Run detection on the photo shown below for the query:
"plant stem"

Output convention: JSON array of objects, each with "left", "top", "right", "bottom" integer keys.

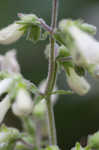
[
  {"left": 38, "top": 18, "right": 53, "bottom": 34},
  {"left": 45, "top": 0, "right": 58, "bottom": 146},
  {"left": 46, "top": 96, "right": 57, "bottom": 145}
]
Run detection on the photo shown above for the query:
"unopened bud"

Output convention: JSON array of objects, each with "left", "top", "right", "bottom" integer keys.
[
  {"left": 0, "top": 95, "right": 11, "bottom": 123},
  {"left": 59, "top": 20, "right": 99, "bottom": 79},
  {"left": 0, "top": 78, "right": 13, "bottom": 96},
  {"left": 12, "top": 89, "right": 33, "bottom": 116},
  {"left": 0, "top": 22, "right": 24, "bottom": 45},
  {"left": 2, "top": 50, "right": 20, "bottom": 73},
  {"left": 66, "top": 68, "right": 90, "bottom": 95}
]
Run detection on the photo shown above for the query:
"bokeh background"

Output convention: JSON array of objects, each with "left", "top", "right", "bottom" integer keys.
[{"left": 0, "top": 0, "right": 99, "bottom": 149}]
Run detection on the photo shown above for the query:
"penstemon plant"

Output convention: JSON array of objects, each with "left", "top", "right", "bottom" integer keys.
[{"left": 0, "top": 0, "right": 99, "bottom": 150}]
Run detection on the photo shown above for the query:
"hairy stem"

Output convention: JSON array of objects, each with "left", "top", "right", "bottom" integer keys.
[
  {"left": 45, "top": 0, "right": 58, "bottom": 146},
  {"left": 46, "top": 96, "right": 57, "bottom": 145}
]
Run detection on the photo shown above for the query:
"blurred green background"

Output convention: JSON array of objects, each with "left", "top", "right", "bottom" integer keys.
[{"left": 1, "top": 0, "right": 99, "bottom": 149}]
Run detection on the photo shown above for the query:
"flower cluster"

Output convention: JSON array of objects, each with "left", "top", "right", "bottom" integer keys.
[
  {"left": 56, "top": 19, "right": 99, "bottom": 95},
  {"left": 0, "top": 13, "right": 40, "bottom": 45},
  {"left": 0, "top": 7, "right": 99, "bottom": 150},
  {"left": 0, "top": 74, "right": 34, "bottom": 123},
  {"left": 0, "top": 50, "right": 34, "bottom": 124}
]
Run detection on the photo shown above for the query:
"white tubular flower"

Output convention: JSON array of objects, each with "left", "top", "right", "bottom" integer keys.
[
  {"left": 0, "top": 95, "right": 11, "bottom": 123},
  {"left": 59, "top": 20, "right": 99, "bottom": 78},
  {"left": 39, "top": 79, "right": 58, "bottom": 104},
  {"left": 12, "top": 89, "right": 33, "bottom": 116},
  {"left": 0, "top": 22, "right": 24, "bottom": 45},
  {"left": 66, "top": 68, "right": 90, "bottom": 96},
  {"left": 0, "top": 78, "right": 13, "bottom": 96},
  {"left": 68, "top": 26, "right": 99, "bottom": 67},
  {"left": 2, "top": 50, "right": 20, "bottom": 73}
]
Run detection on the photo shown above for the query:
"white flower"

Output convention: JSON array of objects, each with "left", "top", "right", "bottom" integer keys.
[
  {"left": 12, "top": 89, "right": 33, "bottom": 116},
  {"left": 0, "top": 95, "right": 11, "bottom": 123},
  {"left": 2, "top": 50, "right": 20, "bottom": 73},
  {"left": 66, "top": 68, "right": 90, "bottom": 96},
  {"left": 68, "top": 26, "right": 99, "bottom": 67},
  {"left": 0, "top": 50, "right": 20, "bottom": 73},
  {"left": 59, "top": 20, "right": 99, "bottom": 78},
  {"left": 0, "top": 78, "right": 13, "bottom": 96},
  {"left": 0, "top": 22, "right": 24, "bottom": 45}
]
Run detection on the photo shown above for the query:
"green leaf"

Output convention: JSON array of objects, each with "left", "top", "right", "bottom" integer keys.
[
  {"left": 50, "top": 90, "right": 73, "bottom": 95},
  {"left": 58, "top": 45, "right": 70, "bottom": 58},
  {"left": 54, "top": 31, "right": 66, "bottom": 46},
  {"left": 27, "top": 25, "right": 41, "bottom": 43},
  {"left": 56, "top": 45, "right": 73, "bottom": 70}
]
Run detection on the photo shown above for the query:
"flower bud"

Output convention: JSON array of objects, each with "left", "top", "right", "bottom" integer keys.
[
  {"left": 68, "top": 26, "right": 99, "bottom": 66},
  {"left": 59, "top": 20, "right": 99, "bottom": 79},
  {"left": 0, "top": 95, "right": 11, "bottom": 123},
  {"left": 0, "top": 22, "right": 24, "bottom": 45},
  {"left": 2, "top": 50, "right": 20, "bottom": 73},
  {"left": 12, "top": 89, "right": 33, "bottom": 116},
  {"left": 0, "top": 78, "right": 13, "bottom": 96},
  {"left": 66, "top": 68, "right": 90, "bottom": 95}
]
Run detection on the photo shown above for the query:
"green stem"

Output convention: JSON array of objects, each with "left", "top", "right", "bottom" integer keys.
[
  {"left": 45, "top": 0, "right": 58, "bottom": 146},
  {"left": 46, "top": 96, "right": 57, "bottom": 145}
]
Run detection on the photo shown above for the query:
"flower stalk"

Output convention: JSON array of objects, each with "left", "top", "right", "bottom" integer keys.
[{"left": 45, "top": 0, "right": 58, "bottom": 146}]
